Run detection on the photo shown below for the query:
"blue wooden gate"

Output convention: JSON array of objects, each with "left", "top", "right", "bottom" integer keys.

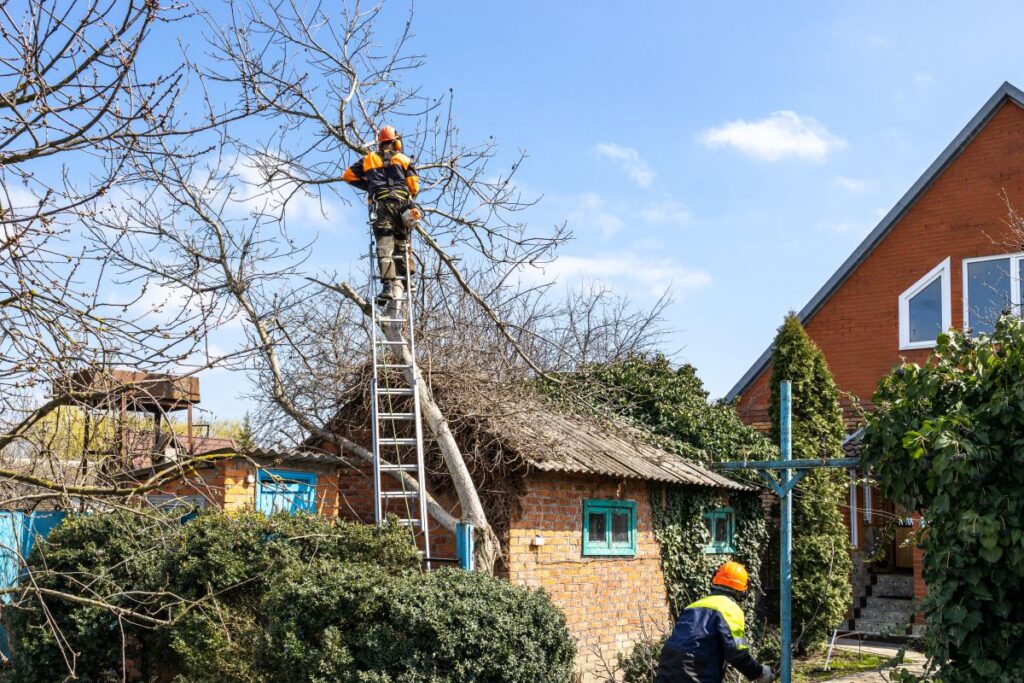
[{"left": 0, "top": 511, "right": 68, "bottom": 658}]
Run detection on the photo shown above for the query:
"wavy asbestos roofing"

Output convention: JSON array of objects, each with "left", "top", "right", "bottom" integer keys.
[
  {"left": 507, "top": 408, "right": 751, "bottom": 491},
  {"left": 726, "top": 81, "right": 1024, "bottom": 403}
]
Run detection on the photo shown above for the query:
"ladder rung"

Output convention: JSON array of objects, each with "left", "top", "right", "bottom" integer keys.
[
  {"left": 377, "top": 388, "right": 414, "bottom": 396},
  {"left": 378, "top": 437, "right": 419, "bottom": 446},
  {"left": 376, "top": 339, "right": 408, "bottom": 346},
  {"left": 380, "top": 490, "right": 418, "bottom": 499},
  {"left": 379, "top": 412, "right": 415, "bottom": 420},
  {"left": 376, "top": 317, "right": 406, "bottom": 323},
  {"left": 397, "top": 518, "right": 422, "bottom": 526},
  {"left": 379, "top": 363, "right": 412, "bottom": 369},
  {"left": 379, "top": 463, "right": 419, "bottom": 472}
]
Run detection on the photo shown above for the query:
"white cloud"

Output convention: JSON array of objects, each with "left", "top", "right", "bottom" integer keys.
[
  {"left": 833, "top": 175, "right": 867, "bottom": 192},
  {"left": 528, "top": 252, "right": 711, "bottom": 298},
  {"left": 638, "top": 200, "right": 692, "bottom": 226},
  {"left": 566, "top": 192, "right": 624, "bottom": 239},
  {"left": 700, "top": 111, "right": 846, "bottom": 162},
  {"left": 593, "top": 143, "right": 656, "bottom": 187}
]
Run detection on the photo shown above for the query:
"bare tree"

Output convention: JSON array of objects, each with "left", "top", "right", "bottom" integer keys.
[{"left": 0, "top": 0, "right": 234, "bottom": 494}]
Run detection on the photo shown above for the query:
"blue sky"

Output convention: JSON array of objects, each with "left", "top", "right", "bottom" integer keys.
[{"left": 103, "top": 2, "right": 1024, "bottom": 418}]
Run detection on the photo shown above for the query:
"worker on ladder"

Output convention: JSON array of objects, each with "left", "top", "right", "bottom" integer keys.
[
  {"left": 656, "top": 562, "right": 775, "bottom": 683},
  {"left": 342, "top": 124, "right": 422, "bottom": 304}
]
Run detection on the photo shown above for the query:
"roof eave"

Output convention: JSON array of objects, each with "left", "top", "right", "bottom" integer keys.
[{"left": 726, "top": 81, "right": 1024, "bottom": 403}]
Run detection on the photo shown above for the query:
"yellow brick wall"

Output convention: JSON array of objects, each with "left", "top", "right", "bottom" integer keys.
[
  {"left": 150, "top": 458, "right": 345, "bottom": 517},
  {"left": 508, "top": 472, "right": 671, "bottom": 681}
]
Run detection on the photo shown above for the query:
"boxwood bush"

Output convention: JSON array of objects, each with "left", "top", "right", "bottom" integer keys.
[
  {"left": 263, "top": 564, "right": 576, "bottom": 682},
  {"left": 7, "top": 510, "right": 574, "bottom": 683}
]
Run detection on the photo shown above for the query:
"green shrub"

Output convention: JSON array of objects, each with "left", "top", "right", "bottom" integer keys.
[
  {"left": 263, "top": 564, "right": 576, "bottom": 683},
  {"left": 616, "top": 636, "right": 663, "bottom": 682},
  {"left": 7, "top": 511, "right": 575, "bottom": 683},
  {"left": 7, "top": 510, "right": 420, "bottom": 682},
  {"left": 861, "top": 318, "right": 1024, "bottom": 682},
  {"left": 6, "top": 510, "right": 169, "bottom": 682}
]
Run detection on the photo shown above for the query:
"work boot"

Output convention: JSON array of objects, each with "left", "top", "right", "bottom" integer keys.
[{"left": 376, "top": 280, "right": 394, "bottom": 306}]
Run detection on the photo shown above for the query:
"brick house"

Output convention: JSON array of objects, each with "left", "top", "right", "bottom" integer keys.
[
  {"left": 314, "top": 374, "right": 754, "bottom": 681},
  {"left": 727, "top": 81, "right": 1024, "bottom": 635}
]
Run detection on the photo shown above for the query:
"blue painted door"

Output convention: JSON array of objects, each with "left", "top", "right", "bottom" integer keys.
[{"left": 256, "top": 470, "right": 317, "bottom": 515}]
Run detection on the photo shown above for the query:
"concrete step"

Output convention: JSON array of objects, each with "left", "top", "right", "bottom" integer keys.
[
  {"left": 851, "top": 618, "right": 912, "bottom": 636},
  {"left": 863, "top": 596, "right": 913, "bottom": 612},
  {"left": 872, "top": 574, "right": 914, "bottom": 598},
  {"left": 858, "top": 607, "right": 912, "bottom": 622}
]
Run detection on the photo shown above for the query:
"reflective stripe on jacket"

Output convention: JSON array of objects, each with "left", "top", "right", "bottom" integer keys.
[
  {"left": 660, "top": 592, "right": 763, "bottom": 683},
  {"left": 342, "top": 150, "right": 420, "bottom": 199}
]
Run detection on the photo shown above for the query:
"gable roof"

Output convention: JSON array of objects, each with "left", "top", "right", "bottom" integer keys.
[{"left": 726, "top": 81, "right": 1024, "bottom": 402}]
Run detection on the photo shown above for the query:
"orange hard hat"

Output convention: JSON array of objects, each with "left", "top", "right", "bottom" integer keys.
[
  {"left": 712, "top": 561, "right": 749, "bottom": 592},
  {"left": 377, "top": 125, "right": 399, "bottom": 144}
]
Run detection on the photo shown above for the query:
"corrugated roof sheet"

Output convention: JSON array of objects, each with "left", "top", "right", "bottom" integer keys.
[{"left": 426, "top": 379, "right": 752, "bottom": 491}]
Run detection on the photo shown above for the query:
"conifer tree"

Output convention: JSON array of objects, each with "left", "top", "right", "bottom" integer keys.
[{"left": 768, "top": 314, "right": 852, "bottom": 654}]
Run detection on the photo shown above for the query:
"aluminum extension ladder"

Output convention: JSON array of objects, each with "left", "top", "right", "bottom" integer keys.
[{"left": 368, "top": 224, "right": 431, "bottom": 561}]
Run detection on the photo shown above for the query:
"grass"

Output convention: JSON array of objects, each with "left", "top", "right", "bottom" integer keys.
[{"left": 792, "top": 648, "right": 889, "bottom": 682}]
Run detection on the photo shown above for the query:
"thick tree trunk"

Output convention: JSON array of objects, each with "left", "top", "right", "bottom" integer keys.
[{"left": 325, "top": 280, "right": 501, "bottom": 573}]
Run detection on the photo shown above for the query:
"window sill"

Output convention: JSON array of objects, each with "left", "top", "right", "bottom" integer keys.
[
  {"left": 582, "top": 548, "right": 637, "bottom": 558},
  {"left": 898, "top": 340, "right": 936, "bottom": 351},
  {"left": 703, "top": 546, "right": 736, "bottom": 555}
]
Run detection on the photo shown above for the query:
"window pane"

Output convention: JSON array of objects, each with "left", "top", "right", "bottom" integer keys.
[
  {"left": 588, "top": 512, "right": 607, "bottom": 544},
  {"left": 967, "top": 258, "right": 1011, "bottom": 335},
  {"left": 908, "top": 277, "right": 942, "bottom": 343},
  {"left": 705, "top": 515, "right": 714, "bottom": 539},
  {"left": 611, "top": 511, "right": 630, "bottom": 544},
  {"left": 715, "top": 516, "right": 729, "bottom": 543}
]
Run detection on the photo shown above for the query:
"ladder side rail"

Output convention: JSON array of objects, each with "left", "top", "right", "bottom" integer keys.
[
  {"left": 368, "top": 235, "right": 384, "bottom": 526},
  {"left": 402, "top": 238, "right": 432, "bottom": 562}
]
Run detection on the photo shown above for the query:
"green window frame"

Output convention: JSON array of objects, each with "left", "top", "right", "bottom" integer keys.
[
  {"left": 582, "top": 499, "right": 637, "bottom": 557},
  {"left": 703, "top": 506, "right": 736, "bottom": 554}
]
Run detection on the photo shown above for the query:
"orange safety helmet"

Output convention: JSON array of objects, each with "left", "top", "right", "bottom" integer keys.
[
  {"left": 711, "top": 561, "right": 749, "bottom": 592},
  {"left": 377, "top": 124, "right": 402, "bottom": 151}
]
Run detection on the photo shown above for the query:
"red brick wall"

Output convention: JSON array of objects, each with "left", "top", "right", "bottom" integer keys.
[
  {"left": 335, "top": 458, "right": 457, "bottom": 560},
  {"left": 737, "top": 100, "right": 1024, "bottom": 428},
  {"left": 507, "top": 473, "right": 670, "bottom": 681}
]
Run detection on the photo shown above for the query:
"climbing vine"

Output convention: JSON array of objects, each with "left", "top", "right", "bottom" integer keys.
[
  {"left": 651, "top": 487, "right": 769, "bottom": 630},
  {"left": 862, "top": 317, "right": 1024, "bottom": 682}
]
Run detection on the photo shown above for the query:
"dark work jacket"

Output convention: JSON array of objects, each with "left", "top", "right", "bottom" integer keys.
[
  {"left": 342, "top": 149, "right": 420, "bottom": 200},
  {"left": 656, "top": 591, "right": 763, "bottom": 683}
]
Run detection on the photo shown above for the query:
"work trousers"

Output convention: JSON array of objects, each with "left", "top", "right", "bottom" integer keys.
[
  {"left": 655, "top": 644, "right": 720, "bottom": 683},
  {"left": 372, "top": 199, "right": 410, "bottom": 283}
]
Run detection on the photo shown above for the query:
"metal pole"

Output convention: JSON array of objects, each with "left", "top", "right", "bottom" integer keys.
[
  {"left": 456, "top": 522, "right": 475, "bottom": 571},
  {"left": 780, "top": 379, "right": 793, "bottom": 683}
]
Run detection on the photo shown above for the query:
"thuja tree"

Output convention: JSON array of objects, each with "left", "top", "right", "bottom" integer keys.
[
  {"left": 862, "top": 318, "right": 1024, "bottom": 682},
  {"left": 768, "top": 314, "right": 852, "bottom": 654}
]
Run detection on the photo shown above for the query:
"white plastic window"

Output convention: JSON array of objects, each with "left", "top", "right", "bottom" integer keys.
[
  {"left": 963, "top": 254, "right": 1024, "bottom": 336},
  {"left": 898, "top": 258, "right": 951, "bottom": 350}
]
